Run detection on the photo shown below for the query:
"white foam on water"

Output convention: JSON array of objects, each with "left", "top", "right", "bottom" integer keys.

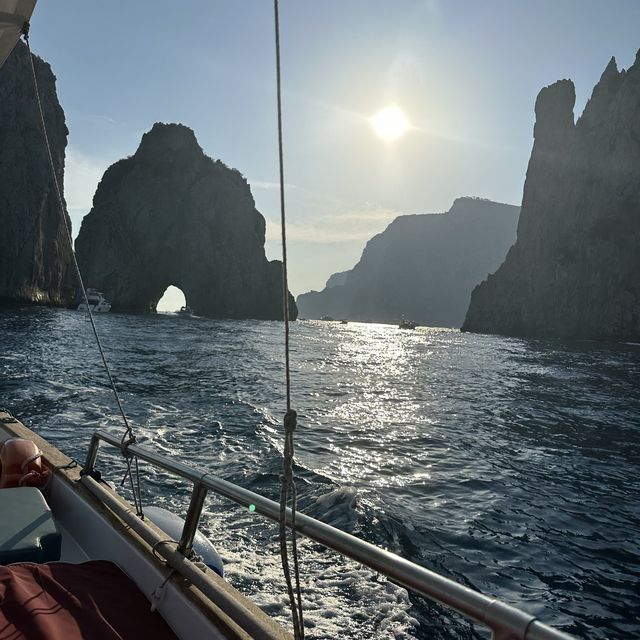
[{"left": 201, "top": 510, "right": 419, "bottom": 639}]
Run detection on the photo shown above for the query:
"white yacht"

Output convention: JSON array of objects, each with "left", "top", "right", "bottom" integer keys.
[{"left": 77, "top": 288, "right": 111, "bottom": 313}]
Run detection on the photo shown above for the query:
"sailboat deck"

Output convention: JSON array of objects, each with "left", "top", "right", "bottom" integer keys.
[{"left": 0, "top": 412, "right": 291, "bottom": 640}]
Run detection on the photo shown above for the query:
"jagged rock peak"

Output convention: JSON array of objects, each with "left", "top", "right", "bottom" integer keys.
[
  {"left": 462, "top": 50, "right": 640, "bottom": 341},
  {"left": 602, "top": 56, "right": 619, "bottom": 79},
  {"left": 578, "top": 57, "right": 626, "bottom": 130},
  {"left": 533, "top": 79, "right": 575, "bottom": 143}
]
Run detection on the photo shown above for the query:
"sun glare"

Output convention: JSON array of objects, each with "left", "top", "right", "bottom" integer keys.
[{"left": 371, "top": 105, "right": 410, "bottom": 142}]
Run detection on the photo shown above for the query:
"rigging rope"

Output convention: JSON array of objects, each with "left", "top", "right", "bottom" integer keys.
[
  {"left": 273, "top": 1, "right": 304, "bottom": 637},
  {"left": 22, "top": 26, "right": 144, "bottom": 518}
]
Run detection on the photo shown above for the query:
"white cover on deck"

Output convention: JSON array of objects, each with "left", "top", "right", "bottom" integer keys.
[{"left": 0, "top": 0, "right": 36, "bottom": 68}]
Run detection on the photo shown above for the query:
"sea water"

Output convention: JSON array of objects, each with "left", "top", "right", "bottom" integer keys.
[{"left": 1, "top": 306, "right": 638, "bottom": 639}]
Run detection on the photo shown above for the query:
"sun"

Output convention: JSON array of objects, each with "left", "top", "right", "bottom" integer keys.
[{"left": 371, "top": 105, "right": 410, "bottom": 142}]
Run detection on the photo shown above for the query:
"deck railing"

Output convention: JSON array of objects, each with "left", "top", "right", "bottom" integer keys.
[{"left": 84, "top": 430, "right": 573, "bottom": 640}]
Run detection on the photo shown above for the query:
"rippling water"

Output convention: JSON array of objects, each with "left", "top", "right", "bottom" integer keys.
[{"left": 1, "top": 306, "right": 639, "bottom": 639}]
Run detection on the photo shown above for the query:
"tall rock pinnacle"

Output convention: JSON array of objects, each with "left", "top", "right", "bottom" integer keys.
[
  {"left": 462, "top": 52, "right": 640, "bottom": 341},
  {"left": 0, "top": 42, "right": 73, "bottom": 305}
]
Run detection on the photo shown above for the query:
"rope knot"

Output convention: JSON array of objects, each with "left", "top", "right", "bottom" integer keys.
[
  {"left": 284, "top": 409, "right": 297, "bottom": 434},
  {"left": 120, "top": 437, "right": 135, "bottom": 456}
]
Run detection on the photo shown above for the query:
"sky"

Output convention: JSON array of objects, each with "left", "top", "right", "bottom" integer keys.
[{"left": 27, "top": 1, "right": 640, "bottom": 308}]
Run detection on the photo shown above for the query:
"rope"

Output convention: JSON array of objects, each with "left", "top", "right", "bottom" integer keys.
[
  {"left": 22, "top": 27, "right": 144, "bottom": 518},
  {"left": 278, "top": 410, "right": 304, "bottom": 638},
  {"left": 273, "top": 2, "right": 304, "bottom": 637}
]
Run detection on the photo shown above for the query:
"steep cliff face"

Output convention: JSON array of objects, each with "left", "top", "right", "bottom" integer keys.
[
  {"left": 75, "top": 123, "right": 296, "bottom": 319},
  {"left": 0, "top": 41, "right": 73, "bottom": 304},
  {"left": 297, "top": 198, "right": 519, "bottom": 327},
  {"left": 463, "top": 52, "right": 640, "bottom": 340}
]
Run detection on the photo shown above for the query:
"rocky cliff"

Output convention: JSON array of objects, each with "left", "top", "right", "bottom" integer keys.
[
  {"left": 297, "top": 198, "right": 519, "bottom": 327},
  {"left": 0, "top": 41, "right": 73, "bottom": 304},
  {"left": 463, "top": 52, "right": 640, "bottom": 340},
  {"left": 75, "top": 123, "right": 296, "bottom": 319}
]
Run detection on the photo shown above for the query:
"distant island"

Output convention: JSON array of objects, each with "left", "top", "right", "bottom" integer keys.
[
  {"left": 297, "top": 197, "right": 519, "bottom": 328},
  {"left": 463, "top": 51, "right": 640, "bottom": 341}
]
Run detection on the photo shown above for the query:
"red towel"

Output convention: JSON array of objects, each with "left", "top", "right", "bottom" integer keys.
[{"left": 0, "top": 560, "right": 178, "bottom": 639}]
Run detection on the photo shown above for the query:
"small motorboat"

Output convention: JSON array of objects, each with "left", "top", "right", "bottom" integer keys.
[
  {"left": 77, "top": 288, "right": 111, "bottom": 313},
  {"left": 177, "top": 306, "right": 193, "bottom": 316},
  {"left": 398, "top": 318, "right": 417, "bottom": 330}
]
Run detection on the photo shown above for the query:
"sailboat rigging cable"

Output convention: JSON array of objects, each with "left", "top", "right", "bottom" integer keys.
[
  {"left": 273, "top": 1, "right": 305, "bottom": 637},
  {"left": 22, "top": 26, "right": 144, "bottom": 519}
]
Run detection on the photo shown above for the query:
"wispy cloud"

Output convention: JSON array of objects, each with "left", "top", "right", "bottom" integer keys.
[
  {"left": 86, "top": 114, "right": 118, "bottom": 127},
  {"left": 265, "top": 204, "right": 399, "bottom": 244},
  {"left": 67, "top": 111, "right": 119, "bottom": 129},
  {"left": 251, "top": 180, "right": 298, "bottom": 191},
  {"left": 252, "top": 178, "right": 401, "bottom": 245}
]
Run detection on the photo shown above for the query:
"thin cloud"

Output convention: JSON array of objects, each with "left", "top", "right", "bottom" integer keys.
[
  {"left": 88, "top": 114, "right": 118, "bottom": 127},
  {"left": 67, "top": 111, "right": 119, "bottom": 129},
  {"left": 252, "top": 178, "right": 401, "bottom": 245},
  {"left": 251, "top": 180, "right": 299, "bottom": 192},
  {"left": 266, "top": 205, "right": 399, "bottom": 244}
]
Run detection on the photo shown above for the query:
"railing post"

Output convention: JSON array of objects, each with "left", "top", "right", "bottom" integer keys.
[
  {"left": 177, "top": 481, "right": 208, "bottom": 557},
  {"left": 83, "top": 433, "right": 101, "bottom": 475}
]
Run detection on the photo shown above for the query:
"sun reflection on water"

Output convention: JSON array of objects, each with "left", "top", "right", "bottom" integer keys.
[{"left": 296, "top": 322, "right": 442, "bottom": 498}]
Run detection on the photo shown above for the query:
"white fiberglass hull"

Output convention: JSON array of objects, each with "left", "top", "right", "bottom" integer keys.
[{"left": 77, "top": 301, "right": 111, "bottom": 312}]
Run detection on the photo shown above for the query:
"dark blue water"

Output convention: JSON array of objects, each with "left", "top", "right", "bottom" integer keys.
[{"left": 1, "top": 306, "right": 639, "bottom": 639}]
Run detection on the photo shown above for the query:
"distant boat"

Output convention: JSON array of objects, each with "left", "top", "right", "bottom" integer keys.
[
  {"left": 399, "top": 318, "right": 417, "bottom": 330},
  {"left": 177, "top": 305, "right": 193, "bottom": 316},
  {"left": 320, "top": 315, "right": 335, "bottom": 321},
  {"left": 77, "top": 288, "right": 111, "bottom": 313},
  {"left": 340, "top": 319, "right": 348, "bottom": 324}
]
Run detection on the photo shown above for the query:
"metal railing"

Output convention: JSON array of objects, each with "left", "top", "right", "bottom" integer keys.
[{"left": 84, "top": 430, "right": 573, "bottom": 640}]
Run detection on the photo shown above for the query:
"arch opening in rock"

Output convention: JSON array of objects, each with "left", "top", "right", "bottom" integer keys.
[{"left": 157, "top": 286, "right": 186, "bottom": 313}]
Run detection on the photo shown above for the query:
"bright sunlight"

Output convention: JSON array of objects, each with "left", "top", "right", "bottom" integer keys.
[
  {"left": 370, "top": 105, "right": 410, "bottom": 142},
  {"left": 157, "top": 285, "right": 186, "bottom": 312}
]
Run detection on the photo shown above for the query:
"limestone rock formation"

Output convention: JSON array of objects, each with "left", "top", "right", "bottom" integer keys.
[
  {"left": 325, "top": 271, "right": 349, "bottom": 289},
  {"left": 463, "top": 52, "right": 640, "bottom": 340},
  {"left": 75, "top": 123, "right": 296, "bottom": 319},
  {"left": 0, "top": 41, "right": 73, "bottom": 304},
  {"left": 297, "top": 198, "right": 519, "bottom": 327}
]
